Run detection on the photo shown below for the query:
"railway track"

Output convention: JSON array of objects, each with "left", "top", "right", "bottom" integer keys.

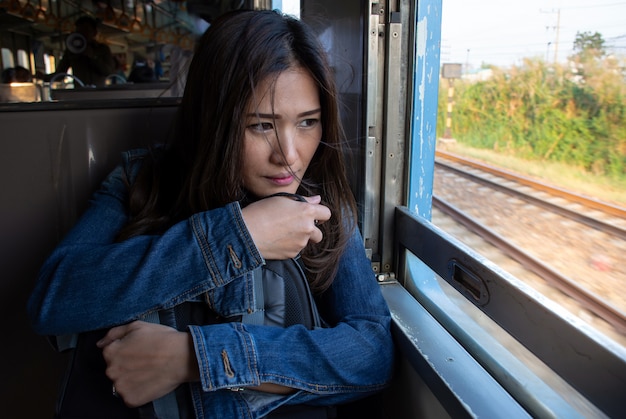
[
  {"left": 435, "top": 151, "right": 626, "bottom": 241},
  {"left": 432, "top": 150, "right": 626, "bottom": 337},
  {"left": 436, "top": 150, "right": 626, "bottom": 220}
]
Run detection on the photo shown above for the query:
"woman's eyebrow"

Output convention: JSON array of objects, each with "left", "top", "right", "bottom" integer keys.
[
  {"left": 297, "top": 108, "right": 322, "bottom": 117},
  {"left": 246, "top": 108, "right": 322, "bottom": 119}
]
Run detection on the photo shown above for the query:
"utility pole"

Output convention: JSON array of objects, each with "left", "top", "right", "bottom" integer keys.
[
  {"left": 541, "top": 8, "right": 561, "bottom": 63},
  {"left": 553, "top": 9, "right": 561, "bottom": 63},
  {"left": 440, "top": 63, "right": 462, "bottom": 142}
]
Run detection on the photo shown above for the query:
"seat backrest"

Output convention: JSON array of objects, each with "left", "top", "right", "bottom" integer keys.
[{"left": 0, "top": 99, "right": 179, "bottom": 418}]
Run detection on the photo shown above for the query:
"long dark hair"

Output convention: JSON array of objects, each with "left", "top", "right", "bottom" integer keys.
[{"left": 118, "top": 10, "right": 357, "bottom": 293}]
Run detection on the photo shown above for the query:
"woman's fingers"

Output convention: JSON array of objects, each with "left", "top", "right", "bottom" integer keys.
[
  {"left": 241, "top": 195, "right": 331, "bottom": 259},
  {"left": 304, "top": 195, "right": 331, "bottom": 226},
  {"left": 96, "top": 322, "right": 134, "bottom": 348},
  {"left": 97, "top": 321, "right": 197, "bottom": 407}
]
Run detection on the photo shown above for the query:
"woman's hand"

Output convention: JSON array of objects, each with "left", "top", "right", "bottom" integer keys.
[
  {"left": 96, "top": 321, "right": 199, "bottom": 408},
  {"left": 241, "top": 195, "right": 331, "bottom": 260}
]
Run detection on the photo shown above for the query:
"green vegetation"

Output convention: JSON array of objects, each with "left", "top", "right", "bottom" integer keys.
[{"left": 438, "top": 31, "right": 626, "bottom": 197}]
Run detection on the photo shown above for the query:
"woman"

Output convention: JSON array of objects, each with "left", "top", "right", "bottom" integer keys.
[{"left": 28, "top": 9, "right": 393, "bottom": 418}]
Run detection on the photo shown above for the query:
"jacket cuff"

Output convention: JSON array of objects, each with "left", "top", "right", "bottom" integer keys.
[
  {"left": 189, "top": 323, "right": 261, "bottom": 391},
  {"left": 190, "top": 202, "right": 264, "bottom": 287}
]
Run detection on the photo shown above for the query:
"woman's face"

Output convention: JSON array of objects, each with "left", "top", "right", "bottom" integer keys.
[{"left": 242, "top": 67, "right": 322, "bottom": 198}]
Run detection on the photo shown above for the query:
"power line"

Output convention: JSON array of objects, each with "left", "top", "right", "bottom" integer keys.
[{"left": 559, "top": 2, "right": 626, "bottom": 10}]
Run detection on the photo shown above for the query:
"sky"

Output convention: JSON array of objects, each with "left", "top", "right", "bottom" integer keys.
[{"left": 440, "top": 0, "right": 626, "bottom": 70}]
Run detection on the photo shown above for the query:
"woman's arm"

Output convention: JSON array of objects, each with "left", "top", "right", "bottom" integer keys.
[
  {"left": 27, "top": 162, "right": 264, "bottom": 336},
  {"left": 28, "top": 157, "right": 334, "bottom": 337}
]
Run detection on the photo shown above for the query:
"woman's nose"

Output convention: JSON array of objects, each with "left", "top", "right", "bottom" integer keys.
[{"left": 271, "top": 128, "right": 298, "bottom": 166}]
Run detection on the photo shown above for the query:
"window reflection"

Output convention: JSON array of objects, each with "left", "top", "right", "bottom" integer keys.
[{"left": 274, "top": 0, "right": 301, "bottom": 18}]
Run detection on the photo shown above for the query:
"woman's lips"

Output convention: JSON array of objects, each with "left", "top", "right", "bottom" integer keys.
[{"left": 267, "top": 174, "right": 295, "bottom": 186}]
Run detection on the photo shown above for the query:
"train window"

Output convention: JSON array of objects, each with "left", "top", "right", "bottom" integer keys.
[
  {"left": 359, "top": 0, "right": 626, "bottom": 416},
  {"left": 43, "top": 53, "right": 54, "bottom": 74},
  {"left": 391, "top": 1, "right": 626, "bottom": 416},
  {"left": 16, "top": 48, "right": 29, "bottom": 70},
  {"left": 275, "top": 0, "right": 301, "bottom": 18},
  {"left": 0, "top": 1, "right": 300, "bottom": 102},
  {"left": 0, "top": 1, "right": 207, "bottom": 100},
  {"left": 1, "top": 47, "right": 14, "bottom": 69},
  {"left": 432, "top": 0, "right": 626, "bottom": 348}
]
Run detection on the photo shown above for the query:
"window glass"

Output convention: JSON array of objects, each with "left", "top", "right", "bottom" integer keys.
[
  {"left": 274, "top": 0, "right": 300, "bottom": 18},
  {"left": 43, "top": 53, "right": 54, "bottom": 74},
  {"left": 17, "top": 49, "right": 29, "bottom": 70},
  {"left": 1, "top": 48, "right": 14, "bottom": 69}
]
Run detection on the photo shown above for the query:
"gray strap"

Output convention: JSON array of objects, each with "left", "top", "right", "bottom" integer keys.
[
  {"left": 54, "top": 333, "right": 78, "bottom": 352},
  {"left": 292, "top": 257, "right": 323, "bottom": 329},
  {"left": 241, "top": 266, "right": 265, "bottom": 325},
  {"left": 142, "top": 311, "right": 181, "bottom": 419}
]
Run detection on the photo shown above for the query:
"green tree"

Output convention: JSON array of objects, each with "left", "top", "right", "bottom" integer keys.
[
  {"left": 570, "top": 32, "right": 609, "bottom": 86},
  {"left": 573, "top": 31, "right": 606, "bottom": 61},
  {"left": 437, "top": 57, "right": 626, "bottom": 179}
]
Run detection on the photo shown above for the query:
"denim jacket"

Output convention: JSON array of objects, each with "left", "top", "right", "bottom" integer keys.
[{"left": 27, "top": 149, "right": 394, "bottom": 418}]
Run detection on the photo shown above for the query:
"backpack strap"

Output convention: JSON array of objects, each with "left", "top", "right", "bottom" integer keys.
[
  {"left": 240, "top": 266, "right": 266, "bottom": 325},
  {"left": 289, "top": 256, "right": 322, "bottom": 329},
  {"left": 55, "top": 333, "right": 78, "bottom": 352}
]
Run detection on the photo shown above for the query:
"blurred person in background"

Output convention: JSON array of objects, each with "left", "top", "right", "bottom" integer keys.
[{"left": 42, "top": 16, "right": 114, "bottom": 87}]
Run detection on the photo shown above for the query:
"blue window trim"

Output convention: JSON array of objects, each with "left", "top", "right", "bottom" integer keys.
[{"left": 407, "top": 0, "right": 442, "bottom": 220}]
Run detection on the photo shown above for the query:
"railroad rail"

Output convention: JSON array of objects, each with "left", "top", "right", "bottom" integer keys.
[
  {"left": 432, "top": 195, "right": 626, "bottom": 335},
  {"left": 434, "top": 157, "right": 626, "bottom": 241},
  {"left": 436, "top": 149, "right": 626, "bottom": 220}
]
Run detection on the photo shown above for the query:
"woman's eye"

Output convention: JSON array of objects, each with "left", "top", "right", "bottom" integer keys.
[
  {"left": 299, "top": 118, "right": 319, "bottom": 128},
  {"left": 248, "top": 122, "right": 274, "bottom": 132}
]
